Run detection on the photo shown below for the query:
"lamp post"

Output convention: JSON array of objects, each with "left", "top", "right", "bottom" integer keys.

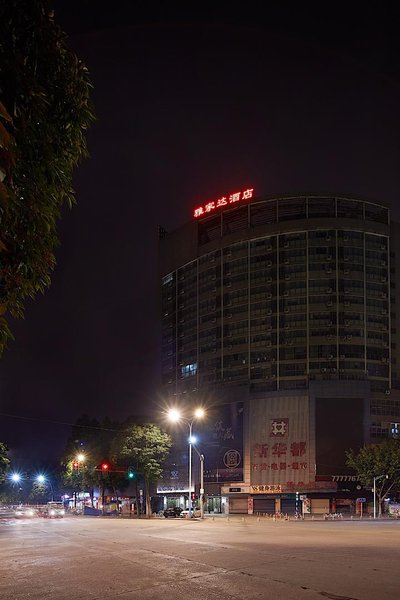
[
  {"left": 190, "top": 444, "right": 205, "bottom": 519},
  {"left": 9, "top": 472, "right": 23, "bottom": 502},
  {"left": 200, "top": 453, "right": 205, "bottom": 519},
  {"left": 74, "top": 453, "right": 86, "bottom": 509},
  {"left": 168, "top": 408, "right": 205, "bottom": 518},
  {"left": 373, "top": 474, "right": 388, "bottom": 519}
]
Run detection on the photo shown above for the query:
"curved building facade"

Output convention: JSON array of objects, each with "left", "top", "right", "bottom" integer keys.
[{"left": 159, "top": 194, "right": 400, "bottom": 514}]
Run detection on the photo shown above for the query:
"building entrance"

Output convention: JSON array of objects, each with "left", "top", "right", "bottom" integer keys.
[{"left": 206, "top": 496, "right": 222, "bottom": 514}]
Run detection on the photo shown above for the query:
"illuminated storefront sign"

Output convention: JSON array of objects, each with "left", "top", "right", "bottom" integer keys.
[
  {"left": 193, "top": 188, "right": 254, "bottom": 219},
  {"left": 251, "top": 485, "right": 282, "bottom": 494}
]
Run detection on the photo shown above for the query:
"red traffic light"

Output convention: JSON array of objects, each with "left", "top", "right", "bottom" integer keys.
[
  {"left": 72, "top": 461, "right": 79, "bottom": 471},
  {"left": 101, "top": 463, "right": 109, "bottom": 471}
]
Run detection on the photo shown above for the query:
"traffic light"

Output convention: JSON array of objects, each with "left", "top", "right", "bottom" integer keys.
[
  {"left": 72, "top": 461, "right": 79, "bottom": 471},
  {"left": 191, "top": 492, "right": 197, "bottom": 501},
  {"left": 101, "top": 462, "right": 109, "bottom": 472},
  {"left": 127, "top": 467, "right": 136, "bottom": 480}
]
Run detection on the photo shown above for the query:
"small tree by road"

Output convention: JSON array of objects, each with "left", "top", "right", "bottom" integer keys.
[
  {"left": 116, "top": 424, "right": 172, "bottom": 517},
  {"left": 346, "top": 439, "right": 400, "bottom": 517},
  {"left": 61, "top": 415, "right": 121, "bottom": 507}
]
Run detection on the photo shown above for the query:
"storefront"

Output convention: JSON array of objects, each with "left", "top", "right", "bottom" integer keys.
[
  {"left": 228, "top": 495, "right": 248, "bottom": 514},
  {"left": 310, "top": 498, "right": 330, "bottom": 514},
  {"left": 205, "top": 495, "right": 222, "bottom": 514},
  {"left": 253, "top": 496, "right": 276, "bottom": 514}
]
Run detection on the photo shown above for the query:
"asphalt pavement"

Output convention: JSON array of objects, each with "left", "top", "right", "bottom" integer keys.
[{"left": 0, "top": 514, "right": 399, "bottom": 599}]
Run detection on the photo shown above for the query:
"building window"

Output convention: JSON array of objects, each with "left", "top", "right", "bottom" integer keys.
[
  {"left": 162, "top": 273, "right": 174, "bottom": 285},
  {"left": 181, "top": 363, "right": 197, "bottom": 378}
]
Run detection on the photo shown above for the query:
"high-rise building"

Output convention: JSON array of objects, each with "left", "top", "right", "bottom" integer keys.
[{"left": 159, "top": 191, "right": 400, "bottom": 515}]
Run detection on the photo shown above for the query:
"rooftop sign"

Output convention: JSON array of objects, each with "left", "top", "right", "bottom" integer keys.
[{"left": 193, "top": 187, "right": 254, "bottom": 219}]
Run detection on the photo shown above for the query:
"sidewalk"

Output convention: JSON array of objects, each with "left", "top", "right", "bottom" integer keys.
[{"left": 204, "top": 512, "right": 399, "bottom": 522}]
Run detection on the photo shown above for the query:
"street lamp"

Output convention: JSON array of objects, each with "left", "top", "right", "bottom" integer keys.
[
  {"left": 72, "top": 453, "right": 87, "bottom": 509},
  {"left": 373, "top": 474, "right": 388, "bottom": 519},
  {"left": 10, "top": 473, "right": 21, "bottom": 483},
  {"left": 168, "top": 407, "right": 205, "bottom": 518},
  {"left": 191, "top": 447, "right": 205, "bottom": 519},
  {"left": 36, "top": 474, "right": 54, "bottom": 502}
]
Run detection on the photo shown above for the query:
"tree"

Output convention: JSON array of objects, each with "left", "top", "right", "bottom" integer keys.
[
  {"left": 28, "top": 481, "right": 47, "bottom": 504},
  {"left": 0, "top": 442, "right": 10, "bottom": 483},
  {"left": 346, "top": 439, "right": 400, "bottom": 517},
  {"left": 116, "top": 424, "right": 172, "bottom": 517},
  {"left": 61, "top": 415, "right": 121, "bottom": 507},
  {"left": 0, "top": 0, "right": 95, "bottom": 354}
]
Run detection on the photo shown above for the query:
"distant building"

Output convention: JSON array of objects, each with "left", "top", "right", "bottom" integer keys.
[{"left": 159, "top": 191, "right": 400, "bottom": 515}]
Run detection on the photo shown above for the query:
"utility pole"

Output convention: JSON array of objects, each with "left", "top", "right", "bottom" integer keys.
[{"left": 200, "top": 454, "right": 205, "bottom": 519}]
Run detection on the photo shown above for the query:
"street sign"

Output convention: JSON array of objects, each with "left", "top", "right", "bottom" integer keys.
[{"left": 356, "top": 497, "right": 366, "bottom": 503}]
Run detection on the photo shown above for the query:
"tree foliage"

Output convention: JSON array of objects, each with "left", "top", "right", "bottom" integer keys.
[
  {"left": 0, "top": 0, "right": 95, "bottom": 353},
  {"left": 28, "top": 481, "right": 47, "bottom": 503},
  {"left": 61, "top": 418, "right": 173, "bottom": 515},
  {"left": 61, "top": 415, "right": 123, "bottom": 506},
  {"left": 346, "top": 439, "right": 400, "bottom": 516},
  {"left": 0, "top": 441, "right": 10, "bottom": 483},
  {"left": 116, "top": 424, "right": 172, "bottom": 516}
]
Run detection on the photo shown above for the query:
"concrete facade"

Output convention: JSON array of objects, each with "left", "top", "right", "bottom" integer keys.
[{"left": 159, "top": 194, "right": 400, "bottom": 513}]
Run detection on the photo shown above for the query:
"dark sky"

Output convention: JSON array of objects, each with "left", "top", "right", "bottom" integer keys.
[{"left": 1, "top": 2, "right": 400, "bottom": 464}]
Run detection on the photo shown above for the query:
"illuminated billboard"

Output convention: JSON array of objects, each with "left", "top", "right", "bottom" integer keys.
[{"left": 193, "top": 188, "right": 254, "bottom": 218}]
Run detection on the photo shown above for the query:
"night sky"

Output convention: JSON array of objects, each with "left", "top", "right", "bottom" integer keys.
[{"left": 1, "top": 3, "right": 400, "bottom": 465}]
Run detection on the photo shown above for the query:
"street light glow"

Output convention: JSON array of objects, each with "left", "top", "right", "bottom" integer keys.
[
  {"left": 77, "top": 453, "right": 85, "bottom": 462},
  {"left": 11, "top": 473, "right": 21, "bottom": 483},
  {"left": 168, "top": 408, "right": 181, "bottom": 422},
  {"left": 36, "top": 475, "right": 45, "bottom": 484},
  {"left": 189, "top": 435, "right": 197, "bottom": 444},
  {"left": 167, "top": 407, "right": 206, "bottom": 423}
]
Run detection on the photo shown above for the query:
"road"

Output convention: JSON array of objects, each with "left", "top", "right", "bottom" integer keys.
[{"left": 0, "top": 515, "right": 399, "bottom": 599}]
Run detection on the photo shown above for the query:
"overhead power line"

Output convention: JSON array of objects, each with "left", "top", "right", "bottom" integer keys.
[{"left": 0, "top": 412, "right": 118, "bottom": 432}]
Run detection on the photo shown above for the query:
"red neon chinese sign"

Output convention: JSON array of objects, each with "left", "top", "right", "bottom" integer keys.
[{"left": 193, "top": 187, "right": 254, "bottom": 219}]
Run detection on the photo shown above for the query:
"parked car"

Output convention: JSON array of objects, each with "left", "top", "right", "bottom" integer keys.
[
  {"left": 14, "top": 506, "right": 38, "bottom": 518},
  {"left": 163, "top": 506, "right": 183, "bottom": 518},
  {"left": 180, "top": 507, "right": 201, "bottom": 518}
]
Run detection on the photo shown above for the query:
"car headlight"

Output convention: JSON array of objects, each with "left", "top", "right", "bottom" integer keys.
[
  {"left": 50, "top": 510, "right": 55, "bottom": 516},
  {"left": 27, "top": 510, "right": 34, "bottom": 516},
  {"left": 60, "top": 510, "right": 65, "bottom": 515}
]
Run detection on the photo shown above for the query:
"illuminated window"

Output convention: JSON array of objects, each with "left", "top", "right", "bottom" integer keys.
[
  {"left": 181, "top": 363, "right": 197, "bottom": 378},
  {"left": 162, "top": 273, "right": 173, "bottom": 285}
]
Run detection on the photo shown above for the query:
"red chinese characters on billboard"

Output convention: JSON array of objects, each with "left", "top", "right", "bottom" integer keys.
[
  {"left": 252, "top": 441, "right": 308, "bottom": 473},
  {"left": 193, "top": 188, "right": 254, "bottom": 219},
  {"left": 250, "top": 397, "right": 311, "bottom": 490}
]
